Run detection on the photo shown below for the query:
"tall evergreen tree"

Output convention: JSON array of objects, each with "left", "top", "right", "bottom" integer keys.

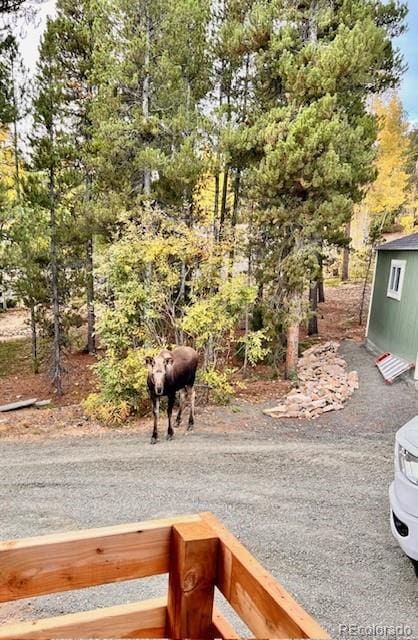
[
  {"left": 49, "top": 0, "right": 99, "bottom": 354},
  {"left": 31, "top": 23, "right": 68, "bottom": 394},
  {"left": 237, "top": 0, "right": 407, "bottom": 376},
  {"left": 209, "top": 1, "right": 256, "bottom": 246},
  {"left": 91, "top": 0, "right": 212, "bottom": 336},
  {"left": 0, "top": 0, "right": 25, "bottom": 11},
  {"left": 92, "top": 0, "right": 210, "bottom": 208}
]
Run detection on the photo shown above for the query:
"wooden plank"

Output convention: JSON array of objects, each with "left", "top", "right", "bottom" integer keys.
[
  {"left": 166, "top": 521, "right": 218, "bottom": 639},
  {"left": 211, "top": 607, "right": 240, "bottom": 639},
  {"left": 0, "top": 399, "right": 38, "bottom": 412},
  {"left": 0, "top": 596, "right": 167, "bottom": 639},
  {"left": 0, "top": 514, "right": 201, "bottom": 603},
  {"left": 201, "top": 512, "right": 329, "bottom": 640},
  {"left": 34, "top": 400, "right": 51, "bottom": 409}
]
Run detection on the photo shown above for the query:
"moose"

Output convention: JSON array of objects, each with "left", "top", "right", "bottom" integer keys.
[{"left": 146, "top": 346, "right": 198, "bottom": 444}]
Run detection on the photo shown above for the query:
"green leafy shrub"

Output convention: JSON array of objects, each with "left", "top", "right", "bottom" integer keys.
[
  {"left": 84, "top": 346, "right": 158, "bottom": 423},
  {"left": 87, "top": 228, "right": 261, "bottom": 419},
  {"left": 237, "top": 329, "right": 270, "bottom": 366},
  {"left": 181, "top": 275, "right": 257, "bottom": 366},
  {"left": 82, "top": 393, "right": 131, "bottom": 426},
  {"left": 198, "top": 367, "right": 235, "bottom": 404}
]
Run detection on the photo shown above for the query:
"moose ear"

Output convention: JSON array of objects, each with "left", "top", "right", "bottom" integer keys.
[
  {"left": 145, "top": 356, "right": 154, "bottom": 366},
  {"left": 164, "top": 356, "right": 173, "bottom": 367}
]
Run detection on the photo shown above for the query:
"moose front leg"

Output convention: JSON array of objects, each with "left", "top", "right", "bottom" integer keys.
[
  {"left": 167, "top": 394, "right": 176, "bottom": 440},
  {"left": 150, "top": 397, "right": 159, "bottom": 444}
]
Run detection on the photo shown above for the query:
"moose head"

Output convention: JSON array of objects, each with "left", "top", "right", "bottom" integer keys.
[{"left": 145, "top": 352, "right": 174, "bottom": 396}]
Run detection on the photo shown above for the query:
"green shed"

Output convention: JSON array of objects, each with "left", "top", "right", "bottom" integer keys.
[{"left": 366, "top": 232, "right": 418, "bottom": 378}]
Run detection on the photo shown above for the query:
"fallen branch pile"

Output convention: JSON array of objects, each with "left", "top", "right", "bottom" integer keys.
[{"left": 264, "top": 341, "right": 359, "bottom": 420}]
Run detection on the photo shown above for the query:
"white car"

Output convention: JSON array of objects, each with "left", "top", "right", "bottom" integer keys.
[{"left": 389, "top": 416, "right": 418, "bottom": 577}]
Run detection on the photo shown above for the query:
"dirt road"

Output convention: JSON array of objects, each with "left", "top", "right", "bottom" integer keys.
[{"left": 1, "top": 342, "right": 417, "bottom": 637}]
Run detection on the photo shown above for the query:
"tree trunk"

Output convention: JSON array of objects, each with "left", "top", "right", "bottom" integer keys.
[
  {"left": 317, "top": 253, "right": 325, "bottom": 302},
  {"left": 228, "top": 53, "right": 249, "bottom": 273},
  {"left": 286, "top": 292, "right": 301, "bottom": 379},
  {"left": 341, "top": 221, "right": 351, "bottom": 281},
  {"left": 205, "top": 336, "right": 214, "bottom": 369},
  {"left": 30, "top": 303, "right": 39, "bottom": 374},
  {"left": 286, "top": 324, "right": 299, "bottom": 379},
  {"left": 86, "top": 235, "right": 95, "bottom": 354},
  {"left": 228, "top": 168, "right": 241, "bottom": 277},
  {"left": 318, "top": 276, "right": 325, "bottom": 303},
  {"left": 213, "top": 171, "right": 220, "bottom": 240},
  {"left": 359, "top": 247, "right": 373, "bottom": 325},
  {"left": 49, "top": 165, "right": 62, "bottom": 395},
  {"left": 176, "top": 260, "right": 187, "bottom": 346},
  {"left": 11, "top": 63, "right": 20, "bottom": 202},
  {"left": 142, "top": 6, "right": 151, "bottom": 197},
  {"left": 243, "top": 204, "right": 254, "bottom": 373},
  {"left": 309, "top": 0, "right": 318, "bottom": 43},
  {"left": 218, "top": 167, "right": 229, "bottom": 241},
  {"left": 83, "top": 164, "right": 96, "bottom": 355},
  {"left": 308, "top": 282, "right": 318, "bottom": 335},
  {"left": 0, "top": 276, "right": 7, "bottom": 310}
]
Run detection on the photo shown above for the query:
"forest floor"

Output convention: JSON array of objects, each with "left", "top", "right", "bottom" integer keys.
[{"left": 0, "top": 281, "right": 370, "bottom": 440}]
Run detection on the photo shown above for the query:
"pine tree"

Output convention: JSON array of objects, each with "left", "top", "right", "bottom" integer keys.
[
  {"left": 240, "top": 0, "right": 407, "bottom": 376},
  {"left": 49, "top": 0, "right": 99, "bottom": 354},
  {"left": 0, "top": 35, "right": 16, "bottom": 128},
  {"left": 92, "top": 0, "right": 210, "bottom": 207},
  {"left": 0, "top": 1, "right": 25, "bottom": 12},
  {"left": 210, "top": 1, "right": 256, "bottom": 245},
  {"left": 91, "top": 0, "right": 212, "bottom": 338},
  {"left": 31, "top": 22, "right": 68, "bottom": 394},
  {"left": 6, "top": 189, "right": 49, "bottom": 373},
  {"left": 91, "top": 0, "right": 168, "bottom": 205}
]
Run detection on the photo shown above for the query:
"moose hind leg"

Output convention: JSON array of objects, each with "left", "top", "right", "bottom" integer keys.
[
  {"left": 175, "top": 389, "right": 186, "bottom": 427},
  {"left": 187, "top": 385, "right": 195, "bottom": 431},
  {"left": 167, "top": 394, "right": 176, "bottom": 440},
  {"left": 150, "top": 398, "right": 159, "bottom": 444}
]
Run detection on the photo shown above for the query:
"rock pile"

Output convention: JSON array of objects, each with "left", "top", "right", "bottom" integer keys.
[{"left": 264, "top": 341, "right": 359, "bottom": 420}]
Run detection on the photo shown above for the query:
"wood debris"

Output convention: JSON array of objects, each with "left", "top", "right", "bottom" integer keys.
[
  {"left": 34, "top": 399, "right": 52, "bottom": 409},
  {"left": 0, "top": 398, "right": 38, "bottom": 413},
  {"left": 264, "top": 341, "right": 359, "bottom": 420}
]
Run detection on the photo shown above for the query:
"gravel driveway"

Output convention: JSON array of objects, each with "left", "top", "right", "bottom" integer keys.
[{"left": 1, "top": 341, "right": 418, "bottom": 638}]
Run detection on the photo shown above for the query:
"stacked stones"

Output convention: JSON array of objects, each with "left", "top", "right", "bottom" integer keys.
[{"left": 264, "top": 341, "right": 359, "bottom": 419}]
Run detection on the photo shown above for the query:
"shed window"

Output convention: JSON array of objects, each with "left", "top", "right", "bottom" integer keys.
[{"left": 387, "top": 259, "right": 406, "bottom": 300}]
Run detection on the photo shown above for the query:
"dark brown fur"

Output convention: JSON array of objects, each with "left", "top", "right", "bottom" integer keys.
[{"left": 146, "top": 346, "right": 198, "bottom": 443}]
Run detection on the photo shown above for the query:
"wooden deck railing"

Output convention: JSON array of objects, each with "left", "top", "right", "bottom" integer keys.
[{"left": 0, "top": 512, "right": 329, "bottom": 639}]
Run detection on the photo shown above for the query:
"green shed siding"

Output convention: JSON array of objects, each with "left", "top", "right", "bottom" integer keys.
[{"left": 367, "top": 250, "right": 418, "bottom": 363}]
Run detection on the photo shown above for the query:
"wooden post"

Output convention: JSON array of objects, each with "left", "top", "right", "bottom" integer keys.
[
  {"left": 201, "top": 512, "right": 330, "bottom": 640},
  {"left": 166, "top": 521, "right": 218, "bottom": 639}
]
